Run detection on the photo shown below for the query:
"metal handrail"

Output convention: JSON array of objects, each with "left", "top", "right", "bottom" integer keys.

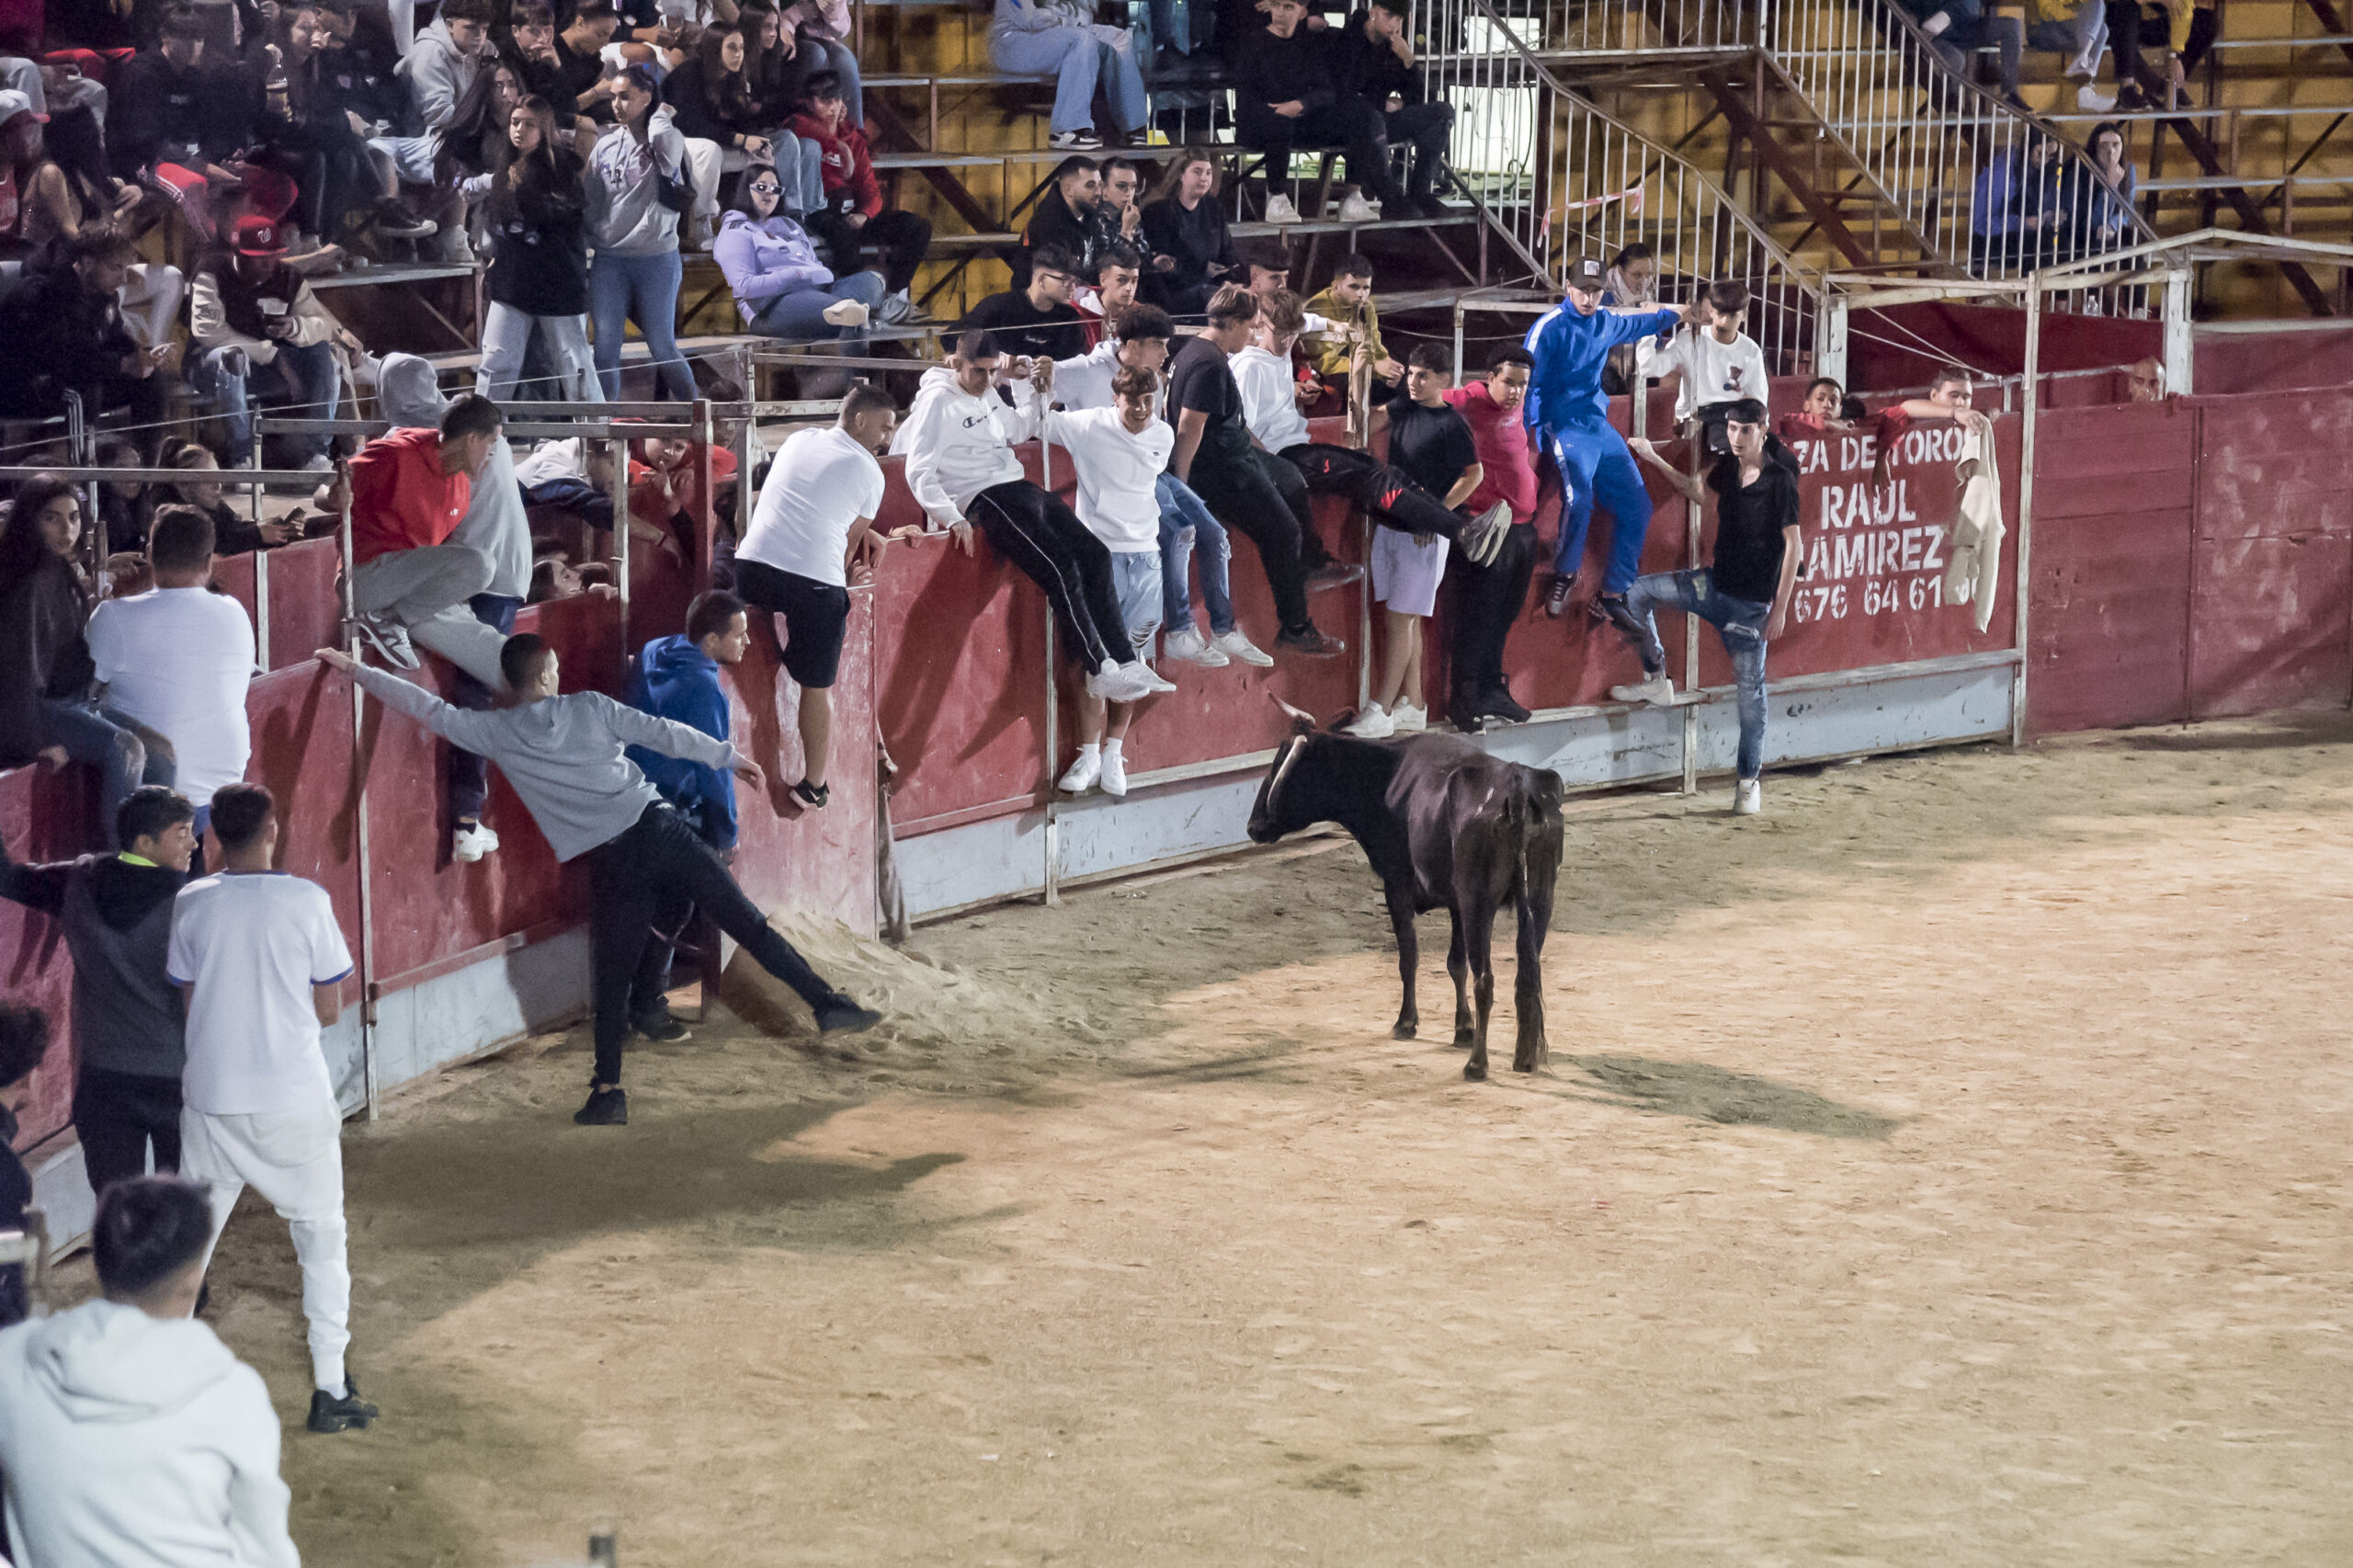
[{"left": 1418, "top": 0, "right": 1819, "bottom": 373}]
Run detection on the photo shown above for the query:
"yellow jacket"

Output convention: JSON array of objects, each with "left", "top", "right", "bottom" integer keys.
[{"left": 1302, "top": 287, "right": 1383, "bottom": 379}]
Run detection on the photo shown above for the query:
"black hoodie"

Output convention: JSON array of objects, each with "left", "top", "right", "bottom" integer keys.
[{"left": 0, "top": 851, "right": 187, "bottom": 1080}]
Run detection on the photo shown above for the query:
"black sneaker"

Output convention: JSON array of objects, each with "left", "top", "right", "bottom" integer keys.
[
  {"left": 813, "top": 994, "right": 882, "bottom": 1035},
  {"left": 1589, "top": 592, "right": 1644, "bottom": 638},
  {"left": 1276, "top": 624, "right": 1346, "bottom": 658},
  {"left": 1449, "top": 687, "right": 1488, "bottom": 733},
  {"left": 1483, "top": 680, "right": 1531, "bottom": 725},
  {"left": 1304, "top": 560, "right": 1365, "bottom": 589},
  {"left": 308, "top": 1380, "right": 380, "bottom": 1433},
  {"left": 632, "top": 1009, "right": 691, "bottom": 1043},
  {"left": 573, "top": 1085, "right": 629, "bottom": 1126},
  {"left": 1543, "top": 574, "right": 1575, "bottom": 619}
]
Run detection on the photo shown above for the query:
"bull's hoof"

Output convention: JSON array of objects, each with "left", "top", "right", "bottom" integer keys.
[
  {"left": 1462, "top": 1061, "right": 1487, "bottom": 1082},
  {"left": 1393, "top": 1022, "right": 1417, "bottom": 1040},
  {"left": 1452, "top": 1029, "right": 1475, "bottom": 1050},
  {"left": 1511, "top": 1045, "right": 1549, "bottom": 1074}
]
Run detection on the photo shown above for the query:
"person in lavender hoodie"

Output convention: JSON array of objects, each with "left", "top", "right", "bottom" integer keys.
[{"left": 712, "top": 165, "right": 885, "bottom": 343}]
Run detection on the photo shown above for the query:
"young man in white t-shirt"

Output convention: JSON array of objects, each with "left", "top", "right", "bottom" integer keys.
[
  {"left": 86, "top": 506, "right": 256, "bottom": 842},
  {"left": 1039, "top": 361, "right": 1180, "bottom": 799},
  {"left": 733, "top": 382, "right": 897, "bottom": 812},
  {"left": 1649, "top": 278, "right": 1771, "bottom": 454},
  {"left": 167, "top": 783, "right": 372, "bottom": 1436}
]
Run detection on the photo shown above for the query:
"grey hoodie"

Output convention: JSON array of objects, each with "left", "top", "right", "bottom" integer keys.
[
  {"left": 399, "top": 15, "right": 482, "bottom": 142},
  {"left": 0, "top": 1299, "right": 297, "bottom": 1568},
  {"left": 348, "top": 662, "right": 744, "bottom": 861},
  {"left": 583, "top": 112, "right": 688, "bottom": 258},
  {"left": 379, "top": 354, "right": 532, "bottom": 597}
]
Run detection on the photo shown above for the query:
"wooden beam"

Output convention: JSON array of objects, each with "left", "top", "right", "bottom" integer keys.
[
  {"left": 1697, "top": 68, "right": 1879, "bottom": 269},
  {"left": 2149, "top": 106, "right": 2335, "bottom": 313}
]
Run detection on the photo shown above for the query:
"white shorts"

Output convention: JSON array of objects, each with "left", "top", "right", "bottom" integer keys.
[{"left": 1370, "top": 526, "right": 1449, "bottom": 618}]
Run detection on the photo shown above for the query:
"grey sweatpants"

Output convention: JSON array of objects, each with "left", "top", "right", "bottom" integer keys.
[{"left": 350, "top": 544, "right": 508, "bottom": 687}]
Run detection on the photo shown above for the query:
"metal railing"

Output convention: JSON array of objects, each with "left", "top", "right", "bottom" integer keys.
[
  {"left": 1763, "top": 0, "right": 2155, "bottom": 297},
  {"left": 1419, "top": 0, "right": 1818, "bottom": 373},
  {"left": 1480, "top": 0, "right": 1760, "bottom": 60}
]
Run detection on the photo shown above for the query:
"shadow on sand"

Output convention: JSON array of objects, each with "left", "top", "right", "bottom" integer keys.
[{"left": 1568, "top": 1054, "right": 1898, "bottom": 1139}]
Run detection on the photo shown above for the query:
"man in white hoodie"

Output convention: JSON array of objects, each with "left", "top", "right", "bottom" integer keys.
[
  {"left": 890, "top": 328, "right": 1156, "bottom": 704},
  {"left": 0, "top": 1176, "right": 300, "bottom": 1568}
]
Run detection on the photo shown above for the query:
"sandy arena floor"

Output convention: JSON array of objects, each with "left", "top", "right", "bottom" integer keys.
[{"left": 160, "top": 717, "right": 2353, "bottom": 1566}]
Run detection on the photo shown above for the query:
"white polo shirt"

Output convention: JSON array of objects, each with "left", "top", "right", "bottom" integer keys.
[
  {"left": 738, "top": 426, "right": 888, "bottom": 588},
  {"left": 168, "top": 871, "right": 353, "bottom": 1116}
]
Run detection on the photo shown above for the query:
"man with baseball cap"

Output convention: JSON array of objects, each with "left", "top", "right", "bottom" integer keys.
[
  {"left": 1523, "top": 254, "right": 1690, "bottom": 631},
  {"left": 189, "top": 214, "right": 354, "bottom": 471}
]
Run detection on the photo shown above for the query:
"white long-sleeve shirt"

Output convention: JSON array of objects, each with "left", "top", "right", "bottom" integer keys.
[
  {"left": 1232, "top": 343, "right": 1313, "bottom": 453},
  {"left": 0, "top": 1300, "right": 300, "bottom": 1568},
  {"left": 1041, "top": 404, "right": 1170, "bottom": 551},
  {"left": 889, "top": 365, "right": 1038, "bottom": 527}
]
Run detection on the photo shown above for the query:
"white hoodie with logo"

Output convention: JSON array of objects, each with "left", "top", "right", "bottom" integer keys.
[
  {"left": 890, "top": 364, "right": 1042, "bottom": 528},
  {"left": 0, "top": 1298, "right": 299, "bottom": 1568}
]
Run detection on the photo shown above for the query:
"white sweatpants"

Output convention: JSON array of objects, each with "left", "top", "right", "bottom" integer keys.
[{"left": 182, "top": 1101, "right": 352, "bottom": 1395}]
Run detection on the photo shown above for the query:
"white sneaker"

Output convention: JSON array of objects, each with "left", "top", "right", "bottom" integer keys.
[
  {"left": 1161, "top": 626, "right": 1230, "bottom": 667},
  {"left": 1086, "top": 660, "right": 1155, "bottom": 703},
  {"left": 1336, "top": 192, "right": 1382, "bottom": 223},
  {"left": 1609, "top": 675, "right": 1676, "bottom": 706},
  {"left": 823, "top": 297, "right": 871, "bottom": 327},
  {"left": 1057, "top": 747, "right": 1101, "bottom": 794},
  {"left": 1463, "top": 500, "right": 1513, "bottom": 565},
  {"left": 349, "top": 614, "right": 420, "bottom": 670},
  {"left": 1098, "top": 743, "right": 1129, "bottom": 798},
  {"left": 299, "top": 453, "right": 334, "bottom": 473},
  {"left": 1734, "top": 778, "right": 1763, "bottom": 816},
  {"left": 1344, "top": 703, "right": 1395, "bottom": 738},
  {"left": 1264, "top": 193, "right": 1302, "bottom": 225},
  {"left": 1390, "top": 700, "right": 1427, "bottom": 734},
  {"left": 1211, "top": 630, "right": 1275, "bottom": 667},
  {"left": 879, "top": 288, "right": 915, "bottom": 324},
  {"left": 451, "top": 822, "right": 500, "bottom": 862},
  {"left": 1127, "top": 660, "right": 1177, "bottom": 694},
  {"left": 1049, "top": 128, "right": 1103, "bottom": 151},
  {"left": 2075, "top": 82, "right": 2116, "bottom": 111}
]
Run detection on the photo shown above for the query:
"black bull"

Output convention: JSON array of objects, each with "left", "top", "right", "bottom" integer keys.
[{"left": 1245, "top": 716, "right": 1565, "bottom": 1080}]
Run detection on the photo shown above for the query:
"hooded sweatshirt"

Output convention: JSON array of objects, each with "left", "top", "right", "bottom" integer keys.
[
  {"left": 625, "top": 633, "right": 735, "bottom": 849},
  {"left": 378, "top": 355, "right": 531, "bottom": 599},
  {"left": 0, "top": 849, "right": 187, "bottom": 1079},
  {"left": 712, "top": 210, "right": 835, "bottom": 323},
  {"left": 582, "top": 110, "right": 688, "bottom": 257},
  {"left": 786, "top": 110, "right": 881, "bottom": 220},
  {"left": 347, "top": 662, "right": 741, "bottom": 861},
  {"left": 398, "top": 14, "right": 482, "bottom": 142},
  {"left": 0, "top": 1298, "right": 298, "bottom": 1568},
  {"left": 889, "top": 364, "right": 1040, "bottom": 528}
]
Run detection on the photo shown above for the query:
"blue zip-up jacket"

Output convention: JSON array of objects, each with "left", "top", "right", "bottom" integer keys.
[
  {"left": 1522, "top": 302, "right": 1684, "bottom": 433},
  {"left": 626, "top": 634, "right": 737, "bottom": 849}
]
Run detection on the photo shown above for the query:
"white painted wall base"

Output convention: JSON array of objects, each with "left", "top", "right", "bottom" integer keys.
[{"left": 902, "top": 653, "right": 2018, "bottom": 919}]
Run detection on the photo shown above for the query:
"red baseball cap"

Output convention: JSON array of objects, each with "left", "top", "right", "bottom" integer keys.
[{"left": 232, "top": 213, "right": 289, "bottom": 257}]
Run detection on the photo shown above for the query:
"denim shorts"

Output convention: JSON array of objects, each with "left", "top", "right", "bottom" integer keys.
[{"left": 1108, "top": 548, "right": 1164, "bottom": 653}]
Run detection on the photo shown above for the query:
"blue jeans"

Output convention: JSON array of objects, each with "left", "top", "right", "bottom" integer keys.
[
  {"left": 743, "top": 269, "right": 886, "bottom": 344},
  {"left": 41, "top": 699, "right": 174, "bottom": 849},
  {"left": 589, "top": 247, "right": 698, "bottom": 401},
  {"left": 1544, "top": 419, "right": 1654, "bottom": 595},
  {"left": 1154, "top": 472, "right": 1233, "bottom": 635},
  {"left": 195, "top": 341, "right": 338, "bottom": 464},
  {"left": 808, "top": 37, "right": 863, "bottom": 124},
  {"left": 1623, "top": 567, "right": 1772, "bottom": 781},
  {"left": 989, "top": 24, "right": 1149, "bottom": 134}
]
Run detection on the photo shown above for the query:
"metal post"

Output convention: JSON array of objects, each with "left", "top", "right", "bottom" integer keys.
[
  {"left": 611, "top": 433, "right": 632, "bottom": 682},
  {"left": 2162, "top": 267, "right": 2195, "bottom": 395},
  {"left": 1040, "top": 429, "right": 1060, "bottom": 907},
  {"left": 250, "top": 437, "right": 270, "bottom": 669},
  {"left": 1680, "top": 417, "right": 1700, "bottom": 798},
  {"left": 2010, "top": 274, "right": 2043, "bottom": 749},
  {"left": 336, "top": 477, "right": 379, "bottom": 1120},
  {"left": 1817, "top": 292, "right": 1849, "bottom": 386},
  {"left": 695, "top": 398, "right": 717, "bottom": 593}
]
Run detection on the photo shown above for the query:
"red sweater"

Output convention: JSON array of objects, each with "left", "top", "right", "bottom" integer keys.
[
  {"left": 787, "top": 111, "right": 881, "bottom": 221},
  {"left": 348, "top": 427, "right": 471, "bottom": 566}
]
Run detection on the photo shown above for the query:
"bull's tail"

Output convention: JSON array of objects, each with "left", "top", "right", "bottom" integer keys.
[{"left": 1512, "top": 766, "right": 1565, "bottom": 937}]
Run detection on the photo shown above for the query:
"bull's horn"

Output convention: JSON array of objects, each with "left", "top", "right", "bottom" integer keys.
[{"left": 1265, "top": 692, "right": 1317, "bottom": 726}]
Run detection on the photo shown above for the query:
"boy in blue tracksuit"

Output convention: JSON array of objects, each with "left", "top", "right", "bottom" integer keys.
[
  {"left": 622, "top": 589, "right": 755, "bottom": 1040},
  {"left": 1523, "top": 256, "right": 1690, "bottom": 626}
]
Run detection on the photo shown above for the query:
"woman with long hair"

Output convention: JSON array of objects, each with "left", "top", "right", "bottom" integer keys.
[
  {"left": 480, "top": 95, "right": 600, "bottom": 403},
  {"left": 583, "top": 64, "right": 701, "bottom": 401},
  {"left": 0, "top": 476, "right": 173, "bottom": 846},
  {"left": 1140, "top": 148, "right": 1236, "bottom": 315},
  {"left": 712, "top": 162, "right": 882, "bottom": 342},
  {"left": 3, "top": 93, "right": 140, "bottom": 262},
  {"left": 668, "top": 22, "right": 824, "bottom": 233}
]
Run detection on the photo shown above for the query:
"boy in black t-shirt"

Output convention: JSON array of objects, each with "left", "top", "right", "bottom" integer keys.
[
  {"left": 962, "top": 246, "right": 1090, "bottom": 367},
  {"left": 1619, "top": 398, "right": 1802, "bottom": 816}
]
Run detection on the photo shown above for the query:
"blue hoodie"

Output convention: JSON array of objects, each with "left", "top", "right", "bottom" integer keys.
[
  {"left": 626, "top": 634, "right": 736, "bottom": 848},
  {"left": 1522, "top": 301, "right": 1684, "bottom": 433}
]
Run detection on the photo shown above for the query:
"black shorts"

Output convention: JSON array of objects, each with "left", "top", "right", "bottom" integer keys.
[{"left": 735, "top": 558, "right": 850, "bottom": 688}]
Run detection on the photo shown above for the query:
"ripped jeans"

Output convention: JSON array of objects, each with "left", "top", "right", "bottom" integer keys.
[
  {"left": 1623, "top": 567, "right": 1773, "bottom": 781},
  {"left": 1154, "top": 472, "right": 1234, "bottom": 637}
]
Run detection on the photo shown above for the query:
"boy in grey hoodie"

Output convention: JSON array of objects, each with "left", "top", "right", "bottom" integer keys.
[
  {"left": 381, "top": 0, "right": 492, "bottom": 260},
  {"left": 0, "top": 1177, "right": 299, "bottom": 1568}
]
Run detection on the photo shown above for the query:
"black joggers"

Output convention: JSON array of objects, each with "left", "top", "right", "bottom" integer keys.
[
  {"left": 1449, "top": 521, "right": 1538, "bottom": 698},
  {"left": 1279, "top": 442, "right": 1470, "bottom": 541},
  {"left": 805, "top": 208, "right": 934, "bottom": 296},
  {"left": 1187, "top": 449, "right": 1319, "bottom": 634},
  {"left": 588, "top": 802, "right": 836, "bottom": 1085},
  {"left": 969, "top": 480, "right": 1134, "bottom": 673},
  {"left": 72, "top": 1064, "right": 183, "bottom": 1199}
]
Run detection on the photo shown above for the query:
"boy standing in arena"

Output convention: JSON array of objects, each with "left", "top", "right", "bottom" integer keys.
[
  {"left": 318, "top": 636, "right": 884, "bottom": 1127},
  {"left": 168, "top": 783, "right": 375, "bottom": 1435},
  {"left": 1347, "top": 347, "right": 1483, "bottom": 737},
  {"left": 1525, "top": 256, "right": 1690, "bottom": 625},
  {"left": 1621, "top": 400, "right": 1803, "bottom": 816}
]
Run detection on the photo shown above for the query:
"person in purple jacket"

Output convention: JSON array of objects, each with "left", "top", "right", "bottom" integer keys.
[{"left": 713, "top": 166, "right": 886, "bottom": 344}]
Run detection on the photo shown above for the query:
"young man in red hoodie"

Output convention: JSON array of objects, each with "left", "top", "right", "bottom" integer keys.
[
  {"left": 790, "top": 70, "right": 932, "bottom": 325},
  {"left": 328, "top": 394, "right": 511, "bottom": 683}
]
